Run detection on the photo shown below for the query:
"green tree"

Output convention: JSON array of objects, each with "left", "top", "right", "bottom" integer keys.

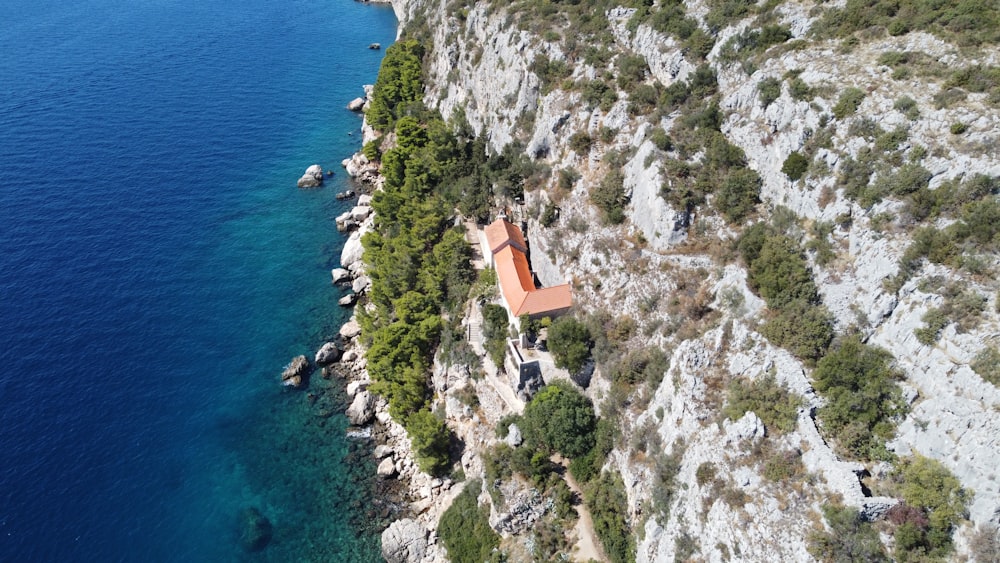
[
  {"left": 521, "top": 381, "right": 597, "bottom": 459},
  {"left": 893, "top": 454, "right": 970, "bottom": 559},
  {"left": 586, "top": 472, "right": 636, "bottom": 563},
  {"left": 407, "top": 408, "right": 451, "bottom": 476},
  {"left": 715, "top": 168, "right": 761, "bottom": 223},
  {"left": 547, "top": 316, "right": 593, "bottom": 374},
  {"left": 809, "top": 504, "right": 888, "bottom": 562},
  {"left": 782, "top": 151, "right": 810, "bottom": 181},
  {"left": 749, "top": 235, "right": 819, "bottom": 309},
  {"left": 813, "top": 337, "right": 908, "bottom": 460},
  {"left": 438, "top": 480, "right": 500, "bottom": 563}
]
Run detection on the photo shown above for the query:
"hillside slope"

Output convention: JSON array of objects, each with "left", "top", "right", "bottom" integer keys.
[{"left": 380, "top": 0, "right": 1000, "bottom": 560}]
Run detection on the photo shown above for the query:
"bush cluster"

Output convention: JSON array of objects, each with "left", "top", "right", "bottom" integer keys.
[
  {"left": 438, "top": 480, "right": 500, "bottom": 563},
  {"left": 723, "top": 373, "right": 804, "bottom": 434},
  {"left": 812, "top": 336, "right": 908, "bottom": 461},
  {"left": 739, "top": 224, "right": 834, "bottom": 364}
]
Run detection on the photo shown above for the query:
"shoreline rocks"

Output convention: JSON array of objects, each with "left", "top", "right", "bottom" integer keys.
[
  {"left": 296, "top": 164, "right": 324, "bottom": 188},
  {"left": 281, "top": 355, "right": 311, "bottom": 388},
  {"left": 315, "top": 342, "right": 342, "bottom": 365}
]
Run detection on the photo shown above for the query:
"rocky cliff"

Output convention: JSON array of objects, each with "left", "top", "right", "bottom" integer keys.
[{"left": 380, "top": 0, "right": 1000, "bottom": 560}]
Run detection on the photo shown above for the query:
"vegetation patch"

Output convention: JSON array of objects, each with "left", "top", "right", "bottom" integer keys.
[
  {"left": 438, "top": 480, "right": 501, "bottom": 563},
  {"left": 586, "top": 472, "right": 636, "bottom": 563},
  {"left": 723, "top": 373, "right": 803, "bottom": 434},
  {"left": 812, "top": 336, "right": 908, "bottom": 461}
]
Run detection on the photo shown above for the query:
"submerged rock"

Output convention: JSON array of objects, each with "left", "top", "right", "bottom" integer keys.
[
  {"left": 296, "top": 164, "right": 324, "bottom": 188},
  {"left": 237, "top": 507, "right": 272, "bottom": 552}
]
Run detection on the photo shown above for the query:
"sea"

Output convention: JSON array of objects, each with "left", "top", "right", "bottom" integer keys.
[{"left": 0, "top": 0, "right": 397, "bottom": 560}]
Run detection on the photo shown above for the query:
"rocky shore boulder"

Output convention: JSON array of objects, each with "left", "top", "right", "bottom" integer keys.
[
  {"left": 296, "top": 164, "right": 324, "bottom": 188},
  {"left": 237, "top": 507, "right": 273, "bottom": 552},
  {"left": 281, "top": 355, "right": 311, "bottom": 388},
  {"left": 338, "top": 293, "right": 357, "bottom": 307},
  {"left": 346, "top": 390, "right": 375, "bottom": 425},
  {"left": 377, "top": 457, "right": 396, "bottom": 477},
  {"left": 314, "top": 342, "right": 341, "bottom": 365},
  {"left": 331, "top": 268, "right": 351, "bottom": 284},
  {"left": 339, "top": 319, "right": 362, "bottom": 339},
  {"left": 341, "top": 231, "right": 364, "bottom": 270},
  {"left": 347, "top": 97, "right": 366, "bottom": 111},
  {"left": 381, "top": 518, "right": 427, "bottom": 563}
]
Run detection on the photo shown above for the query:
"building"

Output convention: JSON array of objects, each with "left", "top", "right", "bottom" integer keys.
[{"left": 481, "top": 218, "right": 572, "bottom": 321}]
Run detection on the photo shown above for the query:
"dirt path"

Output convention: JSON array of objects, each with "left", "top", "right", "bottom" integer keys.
[{"left": 553, "top": 456, "right": 606, "bottom": 562}]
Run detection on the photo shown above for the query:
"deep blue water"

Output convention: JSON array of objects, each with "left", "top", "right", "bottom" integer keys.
[{"left": 0, "top": 0, "right": 397, "bottom": 560}]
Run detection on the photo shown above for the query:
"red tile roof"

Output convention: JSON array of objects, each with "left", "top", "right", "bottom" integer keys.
[
  {"left": 490, "top": 220, "right": 571, "bottom": 317},
  {"left": 484, "top": 219, "right": 527, "bottom": 254}
]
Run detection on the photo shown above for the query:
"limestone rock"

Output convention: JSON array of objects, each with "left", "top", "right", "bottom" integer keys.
[
  {"left": 377, "top": 457, "right": 397, "bottom": 477},
  {"left": 350, "top": 205, "right": 371, "bottom": 221},
  {"left": 351, "top": 275, "right": 370, "bottom": 294},
  {"left": 346, "top": 390, "right": 375, "bottom": 426},
  {"left": 374, "top": 444, "right": 393, "bottom": 459},
  {"left": 331, "top": 267, "right": 351, "bottom": 284},
  {"left": 314, "top": 342, "right": 341, "bottom": 365},
  {"left": 281, "top": 355, "right": 310, "bottom": 388},
  {"left": 346, "top": 379, "right": 368, "bottom": 397},
  {"left": 347, "top": 97, "right": 365, "bottom": 111},
  {"left": 342, "top": 349, "right": 358, "bottom": 363},
  {"left": 381, "top": 518, "right": 427, "bottom": 563},
  {"left": 505, "top": 423, "right": 523, "bottom": 447},
  {"left": 338, "top": 293, "right": 357, "bottom": 307},
  {"left": 339, "top": 319, "right": 361, "bottom": 340},
  {"left": 296, "top": 164, "right": 324, "bottom": 188},
  {"left": 340, "top": 231, "right": 364, "bottom": 270}
]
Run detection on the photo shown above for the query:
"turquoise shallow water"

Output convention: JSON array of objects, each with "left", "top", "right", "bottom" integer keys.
[{"left": 0, "top": 0, "right": 397, "bottom": 560}]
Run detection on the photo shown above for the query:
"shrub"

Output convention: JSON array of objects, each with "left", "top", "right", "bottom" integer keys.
[
  {"left": 759, "top": 77, "right": 782, "bottom": 107},
  {"left": 591, "top": 170, "right": 629, "bottom": 224},
  {"left": 715, "top": 168, "right": 761, "bottom": 224},
  {"left": 628, "top": 83, "right": 659, "bottom": 115},
  {"left": 438, "top": 480, "right": 501, "bottom": 563},
  {"left": 696, "top": 462, "right": 717, "bottom": 487},
  {"left": 586, "top": 472, "right": 636, "bottom": 563},
  {"left": 788, "top": 77, "right": 812, "bottom": 101},
  {"left": 723, "top": 373, "right": 804, "bottom": 434},
  {"left": 809, "top": 504, "right": 888, "bottom": 562},
  {"left": 915, "top": 307, "right": 948, "bottom": 345},
  {"left": 950, "top": 122, "right": 968, "bottom": 134},
  {"left": 894, "top": 96, "right": 920, "bottom": 119},
  {"left": 569, "top": 131, "right": 594, "bottom": 154},
  {"left": 833, "top": 87, "right": 866, "bottom": 119},
  {"left": 813, "top": 337, "right": 908, "bottom": 460},
  {"left": 650, "top": 127, "right": 673, "bottom": 151},
  {"left": 748, "top": 235, "right": 820, "bottom": 309},
  {"left": 971, "top": 346, "right": 1000, "bottom": 386},
  {"left": 891, "top": 455, "right": 971, "bottom": 560},
  {"left": 407, "top": 408, "right": 451, "bottom": 475},
  {"left": 582, "top": 79, "right": 618, "bottom": 111},
  {"left": 547, "top": 316, "right": 593, "bottom": 374},
  {"left": 760, "top": 299, "right": 835, "bottom": 364},
  {"left": 558, "top": 167, "right": 581, "bottom": 190},
  {"left": 782, "top": 151, "right": 810, "bottom": 181}
]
